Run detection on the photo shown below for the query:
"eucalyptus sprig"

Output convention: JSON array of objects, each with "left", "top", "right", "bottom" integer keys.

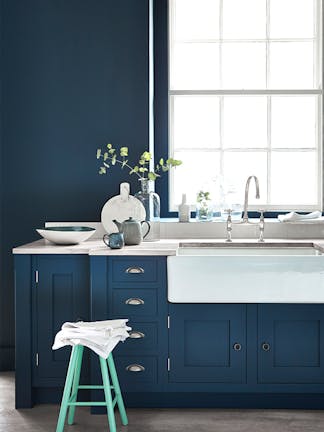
[
  {"left": 96, "top": 144, "right": 182, "bottom": 181},
  {"left": 197, "top": 191, "right": 211, "bottom": 203}
]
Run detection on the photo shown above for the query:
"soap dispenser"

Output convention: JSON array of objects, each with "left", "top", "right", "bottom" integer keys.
[{"left": 178, "top": 193, "right": 190, "bottom": 222}]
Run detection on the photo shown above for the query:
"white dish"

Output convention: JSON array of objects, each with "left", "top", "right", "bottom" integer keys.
[
  {"left": 101, "top": 182, "right": 146, "bottom": 234},
  {"left": 36, "top": 226, "right": 96, "bottom": 245}
]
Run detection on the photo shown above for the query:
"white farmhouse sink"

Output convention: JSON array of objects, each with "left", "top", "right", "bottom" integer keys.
[{"left": 167, "top": 242, "right": 324, "bottom": 303}]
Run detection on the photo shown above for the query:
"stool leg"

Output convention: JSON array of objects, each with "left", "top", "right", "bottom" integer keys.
[
  {"left": 56, "top": 346, "right": 80, "bottom": 432},
  {"left": 107, "top": 353, "right": 128, "bottom": 426},
  {"left": 67, "top": 345, "right": 84, "bottom": 425},
  {"left": 99, "top": 356, "right": 117, "bottom": 432}
]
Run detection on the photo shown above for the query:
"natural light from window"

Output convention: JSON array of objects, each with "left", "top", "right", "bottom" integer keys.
[{"left": 168, "top": 0, "right": 322, "bottom": 212}]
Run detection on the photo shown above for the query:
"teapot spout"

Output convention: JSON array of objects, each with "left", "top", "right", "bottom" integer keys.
[{"left": 113, "top": 219, "right": 123, "bottom": 232}]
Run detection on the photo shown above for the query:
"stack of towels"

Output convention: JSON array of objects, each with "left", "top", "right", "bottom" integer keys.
[
  {"left": 278, "top": 211, "right": 324, "bottom": 223},
  {"left": 52, "top": 319, "right": 131, "bottom": 359}
]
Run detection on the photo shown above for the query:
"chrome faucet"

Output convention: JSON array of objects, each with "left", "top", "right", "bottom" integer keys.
[{"left": 242, "top": 176, "right": 260, "bottom": 223}]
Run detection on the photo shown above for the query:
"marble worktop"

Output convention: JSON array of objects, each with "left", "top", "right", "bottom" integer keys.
[{"left": 12, "top": 238, "right": 324, "bottom": 256}]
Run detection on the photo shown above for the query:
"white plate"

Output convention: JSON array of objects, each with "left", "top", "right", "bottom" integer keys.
[{"left": 101, "top": 182, "right": 146, "bottom": 234}]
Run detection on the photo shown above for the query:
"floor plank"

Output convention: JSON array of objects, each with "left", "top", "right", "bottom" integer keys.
[{"left": 1, "top": 372, "right": 324, "bottom": 431}]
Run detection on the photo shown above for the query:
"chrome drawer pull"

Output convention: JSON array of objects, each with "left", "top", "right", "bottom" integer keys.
[
  {"left": 129, "top": 331, "right": 145, "bottom": 339},
  {"left": 233, "top": 343, "right": 242, "bottom": 351},
  {"left": 126, "top": 364, "right": 145, "bottom": 372},
  {"left": 125, "top": 298, "right": 145, "bottom": 305},
  {"left": 125, "top": 266, "right": 145, "bottom": 274}
]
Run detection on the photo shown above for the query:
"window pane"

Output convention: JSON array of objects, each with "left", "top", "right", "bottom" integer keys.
[
  {"left": 173, "top": 0, "right": 220, "bottom": 41},
  {"left": 172, "top": 151, "right": 220, "bottom": 205},
  {"left": 223, "top": 0, "right": 266, "bottom": 40},
  {"left": 222, "top": 43, "right": 266, "bottom": 89},
  {"left": 223, "top": 96, "right": 267, "bottom": 149},
  {"left": 173, "top": 96, "right": 220, "bottom": 150},
  {"left": 271, "top": 96, "right": 317, "bottom": 148},
  {"left": 170, "top": 43, "right": 220, "bottom": 90},
  {"left": 270, "top": 0, "right": 315, "bottom": 39},
  {"left": 271, "top": 152, "right": 317, "bottom": 205},
  {"left": 223, "top": 152, "right": 268, "bottom": 205},
  {"left": 269, "top": 42, "right": 314, "bottom": 89}
]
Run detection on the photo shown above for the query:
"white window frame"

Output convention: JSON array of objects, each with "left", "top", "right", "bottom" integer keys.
[{"left": 168, "top": 0, "right": 323, "bottom": 212}]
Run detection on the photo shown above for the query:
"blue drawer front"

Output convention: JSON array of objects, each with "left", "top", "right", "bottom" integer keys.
[
  {"left": 115, "top": 356, "right": 158, "bottom": 386},
  {"left": 112, "top": 289, "right": 158, "bottom": 317},
  {"left": 110, "top": 257, "right": 158, "bottom": 284},
  {"left": 114, "top": 322, "right": 158, "bottom": 354}
]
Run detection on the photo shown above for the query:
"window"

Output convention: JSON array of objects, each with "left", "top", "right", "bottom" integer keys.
[{"left": 168, "top": 0, "right": 322, "bottom": 211}]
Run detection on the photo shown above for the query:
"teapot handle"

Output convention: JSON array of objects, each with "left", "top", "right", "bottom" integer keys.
[{"left": 141, "top": 221, "right": 151, "bottom": 239}]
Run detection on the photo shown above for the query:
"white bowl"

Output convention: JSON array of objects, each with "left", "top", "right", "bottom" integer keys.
[{"left": 36, "top": 226, "right": 96, "bottom": 245}]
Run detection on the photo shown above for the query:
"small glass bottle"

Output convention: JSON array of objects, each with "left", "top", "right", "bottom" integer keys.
[{"left": 178, "top": 193, "right": 190, "bottom": 222}]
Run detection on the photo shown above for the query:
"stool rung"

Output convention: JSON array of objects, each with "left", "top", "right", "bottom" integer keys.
[
  {"left": 67, "top": 401, "right": 110, "bottom": 407},
  {"left": 67, "top": 398, "right": 117, "bottom": 407},
  {"left": 77, "top": 385, "right": 114, "bottom": 390}
]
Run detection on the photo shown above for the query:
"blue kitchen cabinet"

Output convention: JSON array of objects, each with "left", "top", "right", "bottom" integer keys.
[
  {"left": 258, "top": 304, "right": 324, "bottom": 384},
  {"left": 168, "top": 304, "right": 247, "bottom": 384},
  {"left": 32, "top": 255, "right": 90, "bottom": 386},
  {"left": 15, "top": 252, "right": 324, "bottom": 409},
  {"left": 15, "top": 254, "right": 89, "bottom": 408},
  {"left": 90, "top": 255, "right": 168, "bottom": 394}
]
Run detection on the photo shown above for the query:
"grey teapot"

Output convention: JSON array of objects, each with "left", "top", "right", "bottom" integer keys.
[{"left": 113, "top": 217, "right": 150, "bottom": 245}]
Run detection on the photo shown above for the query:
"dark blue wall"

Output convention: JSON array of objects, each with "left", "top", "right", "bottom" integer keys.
[{"left": 1, "top": 0, "right": 150, "bottom": 369}]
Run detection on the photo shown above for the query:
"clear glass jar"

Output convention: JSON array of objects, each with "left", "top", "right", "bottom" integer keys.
[
  {"left": 134, "top": 179, "right": 160, "bottom": 241},
  {"left": 196, "top": 191, "right": 213, "bottom": 222}
]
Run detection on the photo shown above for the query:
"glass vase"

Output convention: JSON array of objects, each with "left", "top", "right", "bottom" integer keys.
[
  {"left": 196, "top": 200, "right": 213, "bottom": 222},
  {"left": 134, "top": 178, "right": 160, "bottom": 241}
]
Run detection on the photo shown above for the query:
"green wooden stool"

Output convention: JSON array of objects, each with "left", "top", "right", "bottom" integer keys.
[{"left": 56, "top": 345, "right": 128, "bottom": 432}]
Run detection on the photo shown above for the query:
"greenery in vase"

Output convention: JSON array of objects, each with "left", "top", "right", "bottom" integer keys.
[
  {"left": 96, "top": 144, "right": 182, "bottom": 181},
  {"left": 196, "top": 190, "right": 212, "bottom": 219}
]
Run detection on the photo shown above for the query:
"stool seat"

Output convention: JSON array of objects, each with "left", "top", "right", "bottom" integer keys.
[{"left": 56, "top": 345, "right": 128, "bottom": 432}]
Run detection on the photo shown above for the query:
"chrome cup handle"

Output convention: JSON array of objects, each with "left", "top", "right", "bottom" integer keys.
[{"left": 141, "top": 221, "right": 151, "bottom": 239}]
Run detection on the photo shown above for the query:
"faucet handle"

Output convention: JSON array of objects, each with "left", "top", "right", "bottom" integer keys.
[
  {"left": 225, "top": 209, "right": 232, "bottom": 243},
  {"left": 258, "top": 209, "right": 265, "bottom": 243}
]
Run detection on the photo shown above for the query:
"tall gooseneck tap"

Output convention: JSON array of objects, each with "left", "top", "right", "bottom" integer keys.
[{"left": 242, "top": 175, "right": 260, "bottom": 222}]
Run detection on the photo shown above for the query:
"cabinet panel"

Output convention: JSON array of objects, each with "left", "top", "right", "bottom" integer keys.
[
  {"left": 33, "top": 255, "right": 89, "bottom": 386},
  {"left": 112, "top": 289, "right": 158, "bottom": 317},
  {"left": 114, "top": 322, "right": 158, "bottom": 354},
  {"left": 110, "top": 257, "right": 158, "bottom": 284},
  {"left": 169, "top": 304, "right": 246, "bottom": 383},
  {"left": 258, "top": 305, "right": 324, "bottom": 383},
  {"left": 114, "top": 356, "right": 158, "bottom": 387}
]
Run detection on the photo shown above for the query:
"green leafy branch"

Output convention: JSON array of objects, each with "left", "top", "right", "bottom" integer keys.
[
  {"left": 96, "top": 143, "right": 182, "bottom": 181},
  {"left": 197, "top": 191, "right": 211, "bottom": 203}
]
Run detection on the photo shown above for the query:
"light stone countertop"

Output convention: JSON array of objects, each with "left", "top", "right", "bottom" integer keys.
[{"left": 12, "top": 238, "right": 324, "bottom": 255}]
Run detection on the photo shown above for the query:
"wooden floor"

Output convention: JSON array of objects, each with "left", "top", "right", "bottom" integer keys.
[{"left": 1, "top": 372, "right": 324, "bottom": 432}]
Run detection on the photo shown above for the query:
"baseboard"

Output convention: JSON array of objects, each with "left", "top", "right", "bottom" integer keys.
[{"left": 0, "top": 346, "right": 15, "bottom": 371}]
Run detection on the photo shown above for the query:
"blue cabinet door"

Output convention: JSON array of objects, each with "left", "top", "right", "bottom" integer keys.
[
  {"left": 33, "top": 255, "right": 89, "bottom": 386},
  {"left": 258, "top": 304, "right": 324, "bottom": 384},
  {"left": 169, "top": 304, "right": 246, "bottom": 383}
]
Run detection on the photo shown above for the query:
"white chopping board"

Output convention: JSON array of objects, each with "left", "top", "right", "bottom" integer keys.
[{"left": 101, "top": 182, "right": 146, "bottom": 234}]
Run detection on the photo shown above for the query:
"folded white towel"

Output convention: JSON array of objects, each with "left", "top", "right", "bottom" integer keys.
[
  {"left": 278, "top": 211, "right": 322, "bottom": 222},
  {"left": 52, "top": 319, "right": 131, "bottom": 359}
]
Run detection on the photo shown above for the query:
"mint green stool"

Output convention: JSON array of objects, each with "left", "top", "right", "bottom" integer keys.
[{"left": 56, "top": 345, "right": 128, "bottom": 432}]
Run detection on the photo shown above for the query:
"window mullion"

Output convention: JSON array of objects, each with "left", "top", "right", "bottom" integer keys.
[{"left": 267, "top": 96, "right": 272, "bottom": 206}]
